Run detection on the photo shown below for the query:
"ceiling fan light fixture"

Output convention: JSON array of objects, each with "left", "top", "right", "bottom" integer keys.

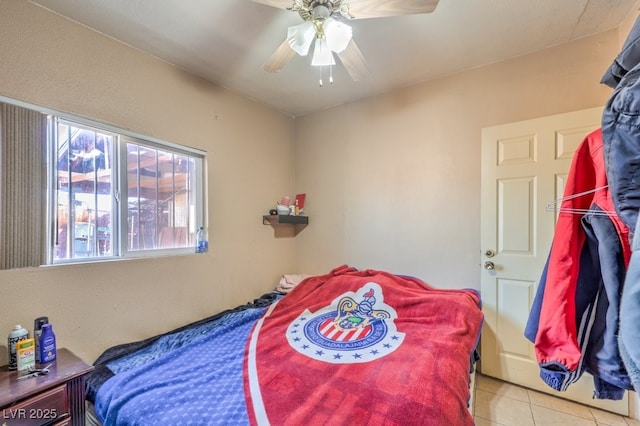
[
  {"left": 311, "top": 37, "right": 336, "bottom": 67},
  {"left": 323, "top": 18, "right": 352, "bottom": 53},
  {"left": 260, "top": 0, "right": 440, "bottom": 83},
  {"left": 287, "top": 21, "right": 316, "bottom": 56}
]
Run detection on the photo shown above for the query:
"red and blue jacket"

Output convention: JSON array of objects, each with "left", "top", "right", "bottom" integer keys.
[{"left": 524, "top": 128, "right": 632, "bottom": 399}]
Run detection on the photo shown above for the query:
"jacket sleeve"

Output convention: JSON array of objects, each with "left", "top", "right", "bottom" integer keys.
[
  {"left": 524, "top": 256, "right": 548, "bottom": 343},
  {"left": 533, "top": 132, "right": 597, "bottom": 374}
]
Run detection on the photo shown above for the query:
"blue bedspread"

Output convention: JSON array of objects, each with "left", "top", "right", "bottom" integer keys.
[{"left": 95, "top": 307, "right": 267, "bottom": 425}]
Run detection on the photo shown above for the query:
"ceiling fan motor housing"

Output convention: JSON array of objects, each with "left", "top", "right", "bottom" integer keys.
[{"left": 297, "top": 0, "right": 344, "bottom": 21}]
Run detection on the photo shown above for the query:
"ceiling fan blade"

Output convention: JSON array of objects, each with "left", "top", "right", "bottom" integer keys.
[
  {"left": 251, "top": 0, "right": 296, "bottom": 11},
  {"left": 263, "top": 39, "right": 296, "bottom": 73},
  {"left": 342, "top": 0, "right": 439, "bottom": 19},
  {"left": 337, "top": 39, "right": 370, "bottom": 82}
]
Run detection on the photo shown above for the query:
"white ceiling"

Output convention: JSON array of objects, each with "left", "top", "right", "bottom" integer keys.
[{"left": 29, "top": 0, "right": 639, "bottom": 117}]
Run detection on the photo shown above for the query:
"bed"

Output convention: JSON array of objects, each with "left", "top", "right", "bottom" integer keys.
[{"left": 85, "top": 265, "right": 484, "bottom": 425}]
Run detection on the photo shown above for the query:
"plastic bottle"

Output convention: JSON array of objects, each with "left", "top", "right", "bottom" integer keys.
[
  {"left": 195, "top": 226, "right": 208, "bottom": 254},
  {"left": 39, "top": 323, "right": 57, "bottom": 363},
  {"left": 294, "top": 199, "right": 300, "bottom": 216},
  {"left": 7, "top": 324, "right": 29, "bottom": 370},
  {"left": 34, "top": 317, "right": 49, "bottom": 363}
]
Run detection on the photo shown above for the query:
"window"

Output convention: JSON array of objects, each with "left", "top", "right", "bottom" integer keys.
[
  {"left": 52, "top": 118, "right": 206, "bottom": 264},
  {"left": 1, "top": 99, "right": 206, "bottom": 269},
  {"left": 54, "top": 120, "right": 115, "bottom": 260}
]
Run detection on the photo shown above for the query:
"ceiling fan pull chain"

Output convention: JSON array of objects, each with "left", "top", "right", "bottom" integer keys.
[
  {"left": 319, "top": 66, "right": 323, "bottom": 87},
  {"left": 329, "top": 65, "right": 334, "bottom": 84}
]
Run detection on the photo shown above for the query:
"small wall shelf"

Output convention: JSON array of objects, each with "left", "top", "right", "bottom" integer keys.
[{"left": 263, "top": 214, "right": 308, "bottom": 236}]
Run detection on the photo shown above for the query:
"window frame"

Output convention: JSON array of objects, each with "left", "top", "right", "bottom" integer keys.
[
  {"left": 117, "top": 135, "right": 206, "bottom": 260},
  {"left": 40, "top": 107, "right": 207, "bottom": 265}
]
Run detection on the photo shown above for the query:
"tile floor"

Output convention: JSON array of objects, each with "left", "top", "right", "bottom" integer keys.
[{"left": 472, "top": 373, "right": 640, "bottom": 426}]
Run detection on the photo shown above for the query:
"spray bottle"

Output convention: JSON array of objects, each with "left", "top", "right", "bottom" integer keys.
[{"left": 7, "top": 325, "right": 29, "bottom": 370}]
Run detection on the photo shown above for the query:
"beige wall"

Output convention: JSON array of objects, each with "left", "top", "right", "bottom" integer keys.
[
  {"left": 0, "top": 0, "right": 296, "bottom": 364},
  {"left": 294, "top": 27, "right": 623, "bottom": 289}
]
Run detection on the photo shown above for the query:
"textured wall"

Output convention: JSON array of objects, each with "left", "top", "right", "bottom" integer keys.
[
  {"left": 0, "top": 0, "right": 296, "bottom": 364},
  {"left": 294, "top": 27, "right": 619, "bottom": 289}
]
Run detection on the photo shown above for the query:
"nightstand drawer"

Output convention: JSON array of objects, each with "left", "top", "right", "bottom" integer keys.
[{"left": 1, "top": 384, "right": 69, "bottom": 426}]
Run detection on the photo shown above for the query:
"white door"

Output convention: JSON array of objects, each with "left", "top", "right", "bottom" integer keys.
[{"left": 480, "top": 107, "right": 629, "bottom": 414}]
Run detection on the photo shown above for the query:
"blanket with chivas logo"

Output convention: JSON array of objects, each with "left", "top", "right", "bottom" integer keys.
[{"left": 94, "top": 265, "right": 483, "bottom": 425}]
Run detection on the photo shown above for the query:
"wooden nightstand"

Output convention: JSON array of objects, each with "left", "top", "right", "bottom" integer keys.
[{"left": 0, "top": 348, "right": 94, "bottom": 426}]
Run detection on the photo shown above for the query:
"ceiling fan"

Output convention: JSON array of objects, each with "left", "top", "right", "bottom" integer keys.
[{"left": 254, "top": 0, "right": 440, "bottom": 85}]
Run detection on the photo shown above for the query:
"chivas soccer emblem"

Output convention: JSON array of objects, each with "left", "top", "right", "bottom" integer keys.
[{"left": 286, "top": 283, "right": 405, "bottom": 364}]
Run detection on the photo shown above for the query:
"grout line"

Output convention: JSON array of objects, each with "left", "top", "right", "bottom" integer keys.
[
  {"left": 473, "top": 413, "right": 508, "bottom": 426},
  {"left": 528, "top": 394, "right": 536, "bottom": 425}
]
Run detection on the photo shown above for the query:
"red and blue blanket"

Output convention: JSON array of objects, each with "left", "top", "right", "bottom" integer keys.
[{"left": 93, "top": 265, "right": 483, "bottom": 425}]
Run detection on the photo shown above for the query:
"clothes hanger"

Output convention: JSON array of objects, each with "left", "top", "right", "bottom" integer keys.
[{"left": 545, "top": 185, "right": 616, "bottom": 216}]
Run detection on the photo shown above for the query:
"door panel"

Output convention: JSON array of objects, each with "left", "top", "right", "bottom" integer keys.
[
  {"left": 498, "top": 177, "right": 534, "bottom": 254},
  {"left": 480, "top": 107, "right": 629, "bottom": 414}
]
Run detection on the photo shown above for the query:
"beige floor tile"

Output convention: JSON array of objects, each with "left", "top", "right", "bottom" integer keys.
[
  {"left": 528, "top": 388, "right": 595, "bottom": 420},
  {"left": 531, "top": 405, "right": 597, "bottom": 426},
  {"left": 474, "top": 388, "right": 534, "bottom": 426},
  {"left": 589, "top": 407, "right": 629, "bottom": 426},
  {"left": 473, "top": 374, "right": 640, "bottom": 426},
  {"left": 476, "top": 374, "right": 531, "bottom": 403}
]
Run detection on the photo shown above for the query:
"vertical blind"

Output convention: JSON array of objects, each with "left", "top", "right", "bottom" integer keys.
[{"left": 0, "top": 102, "right": 47, "bottom": 269}]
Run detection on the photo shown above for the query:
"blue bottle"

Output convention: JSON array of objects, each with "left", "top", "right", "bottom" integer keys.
[{"left": 39, "top": 323, "right": 57, "bottom": 363}]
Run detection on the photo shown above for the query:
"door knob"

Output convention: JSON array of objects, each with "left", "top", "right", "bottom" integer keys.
[
  {"left": 484, "top": 261, "right": 495, "bottom": 270},
  {"left": 484, "top": 249, "right": 496, "bottom": 258}
]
